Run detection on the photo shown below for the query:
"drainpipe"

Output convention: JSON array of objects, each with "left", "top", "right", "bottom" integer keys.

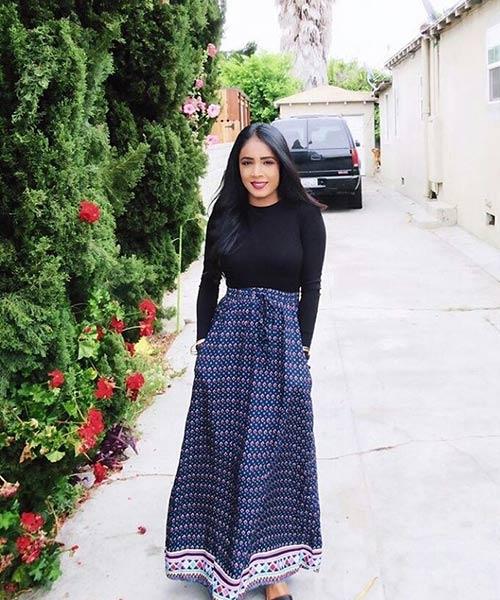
[{"left": 421, "top": 34, "right": 432, "bottom": 199}]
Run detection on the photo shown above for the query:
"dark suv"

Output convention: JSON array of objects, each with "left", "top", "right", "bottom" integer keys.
[{"left": 271, "top": 115, "right": 362, "bottom": 209}]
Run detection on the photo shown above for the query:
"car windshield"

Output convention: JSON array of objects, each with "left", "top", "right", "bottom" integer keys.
[
  {"left": 272, "top": 120, "right": 307, "bottom": 150},
  {"left": 308, "top": 119, "right": 350, "bottom": 149}
]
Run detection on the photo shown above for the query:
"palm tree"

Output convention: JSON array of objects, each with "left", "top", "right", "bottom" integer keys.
[
  {"left": 275, "top": 0, "right": 334, "bottom": 89},
  {"left": 421, "top": 0, "right": 439, "bottom": 21}
]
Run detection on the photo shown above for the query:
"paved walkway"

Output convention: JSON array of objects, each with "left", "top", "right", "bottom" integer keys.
[{"left": 28, "top": 155, "right": 500, "bottom": 600}]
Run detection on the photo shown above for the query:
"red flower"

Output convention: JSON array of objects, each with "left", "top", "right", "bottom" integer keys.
[
  {"left": 125, "top": 372, "right": 145, "bottom": 392},
  {"left": 77, "top": 424, "right": 98, "bottom": 453},
  {"left": 94, "top": 377, "right": 115, "bottom": 400},
  {"left": 125, "top": 372, "right": 145, "bottom": 401},
  {"left": 79, "top": 200, "right": 101, "bottom": 223},
  {"left": 110, "top": 316, "right": 125, "bottom": 334},
  {"left": 87, "top": 407, "right": 104, "bottom": 434},
  {"left": 125, "top": 341, "right": 136, "bottom": 356},
  {"left": 93, "top": 462, "right": 108, "bottom": 483},
  {"left": 139, "top": 319, "right": 154, "bottom": 337},
  {"left": 83, "top": 325, "right": 105, "bottom": 340},
  {"left": 138, "top": 298, "right": 157, "bottom": 320},
  {"left": 20, "top": 512, "right": 45, "bottom": 533},
  {"left": 3, "top": 582, "right": 18, "bottom": 593},
  {"left": 48, "top": 369, "right": 65, "bottom": 389},
  {"left": 15, "top": 535, "right": 44, "bottom": 564},
  {"left": 77, "top": 407, "right": 105, "bottom": 454}
]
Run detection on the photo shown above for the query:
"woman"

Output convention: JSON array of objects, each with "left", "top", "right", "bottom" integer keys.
[{"left": 164, "top": 122, "right": 327, "bottom": 600}]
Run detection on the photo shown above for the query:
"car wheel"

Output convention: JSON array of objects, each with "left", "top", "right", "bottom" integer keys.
[{"left": 350, "top": 181, "right": 362, "bottom": 209}]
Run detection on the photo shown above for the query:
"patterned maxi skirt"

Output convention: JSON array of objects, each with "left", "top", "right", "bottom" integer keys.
[{"left": 164, "top": 286, "right": 323, "bottom": 599}]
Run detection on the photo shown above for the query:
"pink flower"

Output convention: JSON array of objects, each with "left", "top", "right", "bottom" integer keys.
[
  {"left": 0, "top": 480, "right": 20, "bottom": 499},
  {"left": 205, "top": 134, "right": 219, "bottom": 146},
  {"left": 206, "top": 43, "right": 218, "bottom": 58},
  {"left": 197, "top": 99, "right": 207, "bottom": 113},
  {"left": 182, "top": 100, "right": 197, "bottom": 116},
  {"left": 195, "top": 78, "right": 205, "bottom": 89},
  {"left": 207, "top": 104, "right": 221, "bottom": 119}
]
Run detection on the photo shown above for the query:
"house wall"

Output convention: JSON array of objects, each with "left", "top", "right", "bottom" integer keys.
[
  {"left": 438, "top": 0, "right": 500, "bottom": 249},
  {"left": 379, "top": 50, "right": 427, "bottom": 202},
  {"left": 380, "top": 0, "right": 500, "bottom": 249},
  {"left": 278, "top": 102, "right": 376, "bottom": 175}
]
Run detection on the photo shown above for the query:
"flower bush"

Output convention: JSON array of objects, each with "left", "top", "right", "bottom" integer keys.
[
  {"left": 0, "top": 289, "right": 167, "bottom": 594},
  {"left": 0, "top": 0, "right": 223, "bottom": 595},
  {"left": 181, "top": 43, "right": 222, "bottom": 147}
]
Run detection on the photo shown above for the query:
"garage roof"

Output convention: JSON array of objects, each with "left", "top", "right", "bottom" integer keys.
[{"left": 274, "top": 85, "right": 377, "bottom": 107}]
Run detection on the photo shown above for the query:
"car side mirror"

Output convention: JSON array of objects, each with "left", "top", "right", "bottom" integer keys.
[{"left": 355, "top": 140, "right": 360, "bottom": 147}]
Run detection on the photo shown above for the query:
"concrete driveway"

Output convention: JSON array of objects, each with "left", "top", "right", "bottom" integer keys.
[{"left": 27, "top": 161, "right": 500, "bottom": 600}]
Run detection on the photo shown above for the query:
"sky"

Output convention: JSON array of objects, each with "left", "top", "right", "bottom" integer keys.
[{"left": 220, "top": 0, "right": 459, "bottom": 71}]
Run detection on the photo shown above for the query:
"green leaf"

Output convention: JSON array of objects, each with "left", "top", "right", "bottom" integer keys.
[
  {"left": 45, "top": 450, "right": 65, "bottom": 463},
  {"left": 77, "top": 337, "right": 99, "bottom": 360},
  {"left": 0, "top": 510, "right": 19, "bottom": 530},
  {"left": 62, "top": 400, "right": 78, "bottom": 418}
]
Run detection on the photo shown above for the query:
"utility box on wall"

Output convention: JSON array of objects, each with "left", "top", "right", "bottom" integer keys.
[{"left": 210, "top": 87, "right": 251, "bottom": 143}]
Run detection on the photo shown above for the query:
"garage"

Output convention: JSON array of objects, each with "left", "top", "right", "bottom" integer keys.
[
  {"left": 274, "top": 84, "right": 377, "bottom": 177},
  {"left": 342, "top": 114, "right": 366, "bottom": 176}
]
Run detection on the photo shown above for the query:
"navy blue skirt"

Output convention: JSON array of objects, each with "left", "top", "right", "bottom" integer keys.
[{"left": 164, "top": 286, "right": 322, "bottom": 599}]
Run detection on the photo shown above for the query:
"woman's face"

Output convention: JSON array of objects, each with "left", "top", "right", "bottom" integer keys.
[{"left": 239, "top": 136, "right": 280, "bottom": 204}]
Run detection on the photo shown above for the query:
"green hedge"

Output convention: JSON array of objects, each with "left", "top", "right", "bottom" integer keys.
[{"left": 0, "top": 1, "right": 223, "bottom": 594}]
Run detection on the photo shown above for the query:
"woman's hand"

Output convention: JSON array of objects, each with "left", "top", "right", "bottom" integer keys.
[{"left": 190, "top": 338, "right": 206, "bottom": 355}]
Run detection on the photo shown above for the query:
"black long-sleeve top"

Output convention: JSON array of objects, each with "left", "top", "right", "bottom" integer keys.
[{"left": 196, "top": 199, "right": 327, "bottom": 347}]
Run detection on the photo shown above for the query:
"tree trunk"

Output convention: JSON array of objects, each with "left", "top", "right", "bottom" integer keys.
[{"left": 276, "top": 0, "right": 333, "bottom": 89}]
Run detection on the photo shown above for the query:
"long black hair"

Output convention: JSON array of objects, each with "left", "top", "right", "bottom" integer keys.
[{"left": 206, "top": 122, "right": 326, "bottom": 264}]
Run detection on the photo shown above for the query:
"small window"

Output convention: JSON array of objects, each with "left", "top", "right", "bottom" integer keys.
[
  {"left": 272, "top": 120, "right": 307, "bottom": 149},
  {"left": 307, "top": 119, "right": 350, "bottom": 149},
  {"left": 487, "top": 24, "right": 500, "bottom": 102}
]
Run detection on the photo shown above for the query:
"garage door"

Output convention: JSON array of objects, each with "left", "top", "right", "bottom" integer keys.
[{"left": 342, "top": 115, "right": 366, "bottom": 176}]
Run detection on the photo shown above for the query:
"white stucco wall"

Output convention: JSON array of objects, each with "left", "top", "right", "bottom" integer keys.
[
  {"left": 278, "top": 101, "right": 376, "bottom": 175},
  {"left": 380, "top": 0, "right": 500, "bottom": 250},
  {"left": 379, "top": 51, "right": 427, "bottom": 203},
  {"left": 438, "top": 0, "right": 500, "bottom": 249}
]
